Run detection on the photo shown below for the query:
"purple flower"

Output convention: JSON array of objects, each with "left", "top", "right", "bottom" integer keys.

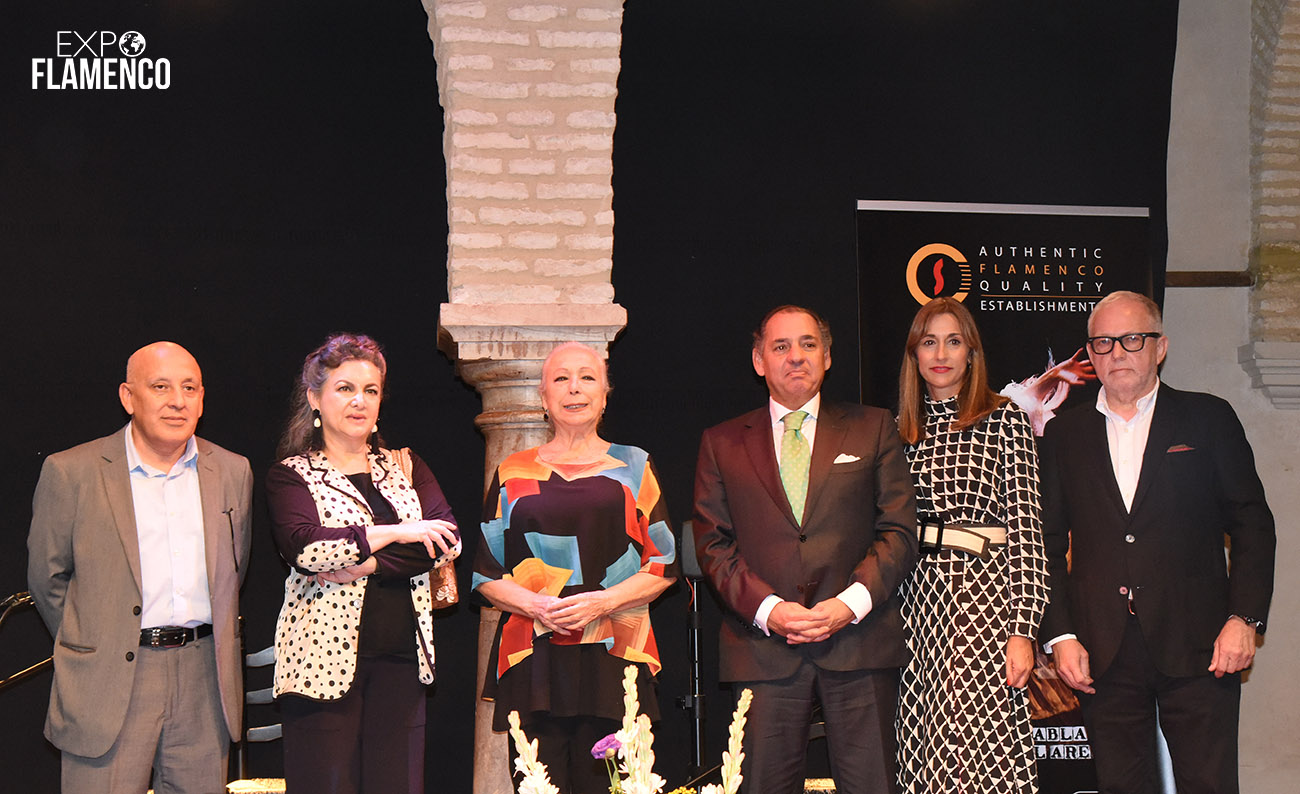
[{"left": 591, "top": 733, "right": 622, "bottom": 759}]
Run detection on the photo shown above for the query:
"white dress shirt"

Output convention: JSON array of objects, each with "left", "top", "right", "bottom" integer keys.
[
  {"left": 125, "top": 423, "right": 212, "bottom": 629},
  {"left": 753, "top": 393, "right": 873, "bottom": 634},
  {"left": 1097, "top": 381, "right": 1161, "bottom": 512}
]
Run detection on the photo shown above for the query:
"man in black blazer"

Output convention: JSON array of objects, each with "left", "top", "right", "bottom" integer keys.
[
  {"left": 693, "top": 306, "right": 918, "bottom": 794},
  {"left": 1041, "top": 291, "right": 1275, "bottom": 794}
]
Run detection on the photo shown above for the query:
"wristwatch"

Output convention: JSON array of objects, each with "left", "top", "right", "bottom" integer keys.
[{"left": 1229, "top": 614, "right": 1265, "bottom": 631}]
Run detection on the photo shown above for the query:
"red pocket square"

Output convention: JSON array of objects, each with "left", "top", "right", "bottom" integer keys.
[{"left": 1166, "top": 444, "right": 1195, "bottom": 453}]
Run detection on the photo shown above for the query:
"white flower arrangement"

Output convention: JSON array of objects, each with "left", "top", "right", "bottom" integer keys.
[
  {"left": 507, "top": 710, "right": 559, "bottom": 794},
  {"left": 507, "top": 665, "right": 752, "bottom": 794},
  {"left": 699, "top": 686, "right": 752, "bottom": 794}
]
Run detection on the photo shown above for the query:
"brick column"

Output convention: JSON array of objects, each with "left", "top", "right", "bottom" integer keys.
[
  {"left": 422, "top": 2, "right": 627, "bottom": 791},
  {"left": 1244, "top": 0, "right": 1300, "bottom": 406}
]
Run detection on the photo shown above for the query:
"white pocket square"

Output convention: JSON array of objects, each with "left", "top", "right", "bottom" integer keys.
[{"left": 833, "top": 453, "right": 861, "bottom": 464}]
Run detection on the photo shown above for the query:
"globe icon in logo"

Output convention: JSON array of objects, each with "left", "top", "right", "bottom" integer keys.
[{"left": 119, "top": 31, "right": 146, "bottom": 57}]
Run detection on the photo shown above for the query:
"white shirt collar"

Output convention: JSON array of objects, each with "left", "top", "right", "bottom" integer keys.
[
  {"left": 1095, "top": 380, "right": 1161, "bottom": 425},
  {"left": 124, "top": 422, "right": 199, "bottom": 476},
  {"left": 768, "top": 392, "right": 821, "bottom": 427}
]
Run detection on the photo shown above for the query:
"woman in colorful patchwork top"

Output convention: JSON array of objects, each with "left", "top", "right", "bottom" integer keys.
[
  {"left": 894, "top": 299, "right": 1049, "bottom": 794},
  {"left": 473, "top": 342, "right": 679, "bottom": 794},
  {"left": 267, "top": 333, "right": 460, "bottom": 794}
]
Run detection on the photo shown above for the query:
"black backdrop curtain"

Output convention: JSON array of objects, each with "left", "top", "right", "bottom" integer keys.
[{"left": 2, "top": 1, "right": 1177, "bottom": 790}]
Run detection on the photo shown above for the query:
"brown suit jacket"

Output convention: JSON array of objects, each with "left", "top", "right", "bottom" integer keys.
[
  {"left": 692, "top": 401, "right": 918, "bottom": 681},
  {"left": 27, "top": 426, "right": 253, "bottom": 757}
]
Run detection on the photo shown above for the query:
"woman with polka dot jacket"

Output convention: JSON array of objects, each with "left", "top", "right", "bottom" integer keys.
[{"left": 266, "top": 333, "right": 460, "bottom": 793}]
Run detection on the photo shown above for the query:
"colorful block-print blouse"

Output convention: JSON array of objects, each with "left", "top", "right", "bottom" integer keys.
[{"left": 474, "top": 444, "right": 678, "bottom": 687}]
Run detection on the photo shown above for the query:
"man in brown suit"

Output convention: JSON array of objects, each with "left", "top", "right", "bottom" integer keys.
[{"left": 693, "top": 306, "right": 918, "bottom": 794}]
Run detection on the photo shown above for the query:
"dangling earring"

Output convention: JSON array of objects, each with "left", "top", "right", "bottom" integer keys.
[
  {"left": 371, "top": 423, "right": 379, "bottom": 435},
  {"left": 542, "top": 409, "right": 549, "bottom": 423},
  {"left": 312, "top": 409, "right": 321, "bottom": 428}
]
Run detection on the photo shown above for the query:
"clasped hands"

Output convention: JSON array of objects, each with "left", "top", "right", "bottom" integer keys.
[
  {"left": 528, "top": 590, "right": 612, "bottom": 636},
  {"left": 768, "top": 599, "right": 855, "bottom": 645}
]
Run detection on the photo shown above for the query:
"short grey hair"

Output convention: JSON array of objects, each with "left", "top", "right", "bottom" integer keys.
[
  {"left": 1088, "top": 291, "right": 1163, "bottom": 336},
  {"left": 752, "top": 305, "right": 833, "bottom": 353}
]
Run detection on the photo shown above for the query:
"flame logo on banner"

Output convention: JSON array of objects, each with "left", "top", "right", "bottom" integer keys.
[{"left": 905, "top": 243, "right": 971, "bottom": 305}]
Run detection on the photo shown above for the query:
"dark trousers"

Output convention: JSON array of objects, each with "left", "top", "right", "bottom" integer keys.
[
  {"left": 1080, "top": 617, "right": 1241, "bottom": 794},
  {"left": 740, "top": 661, "right": 900, "bottom": 794},
  {"left": 506, "top": 715, "right": 619, "bottom": 794},
  {"left": 281, "top": 655, "right": 426, "bottom": 794}
]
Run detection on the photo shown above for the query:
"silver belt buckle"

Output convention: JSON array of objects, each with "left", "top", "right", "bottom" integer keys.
[{"left": 144, "top": 627, "right": 189, "bottom": 648}]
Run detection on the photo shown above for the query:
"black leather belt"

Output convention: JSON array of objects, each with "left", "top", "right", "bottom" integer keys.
[{"left": 139, "top": 624, "right": 212, "bottom": 648}]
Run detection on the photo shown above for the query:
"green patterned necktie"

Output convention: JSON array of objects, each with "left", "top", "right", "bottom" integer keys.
[{"left": 780, "top": 410, "right": 811, "bottom": 523}]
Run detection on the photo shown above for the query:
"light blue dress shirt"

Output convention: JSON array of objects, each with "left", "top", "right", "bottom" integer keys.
[{"left": 124, "top": 423, "right": 211, "bottom": 629}]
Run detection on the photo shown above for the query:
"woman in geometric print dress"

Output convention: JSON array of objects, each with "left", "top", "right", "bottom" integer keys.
[
  {"left": 266, "top": 333, "right": 460, "bottom": 794},
  {"left": 894, "top": 298, "right": 1049, "bottom": 794},
  {"left": 473, "top": 342, "right": 679, "bottom": 794}
]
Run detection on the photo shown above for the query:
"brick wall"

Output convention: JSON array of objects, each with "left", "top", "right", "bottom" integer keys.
[
  {"left": 1252, "top": 0, "right": 1300, "bottom": 340},
  {"left": 425, "top": 0, "right": 624, "bottom": 308}
]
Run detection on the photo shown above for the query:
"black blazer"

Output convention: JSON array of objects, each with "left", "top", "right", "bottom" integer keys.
[
  {"left": 1040, "top": 383, "right": 1275, "bottom": 679},
  {"left": 692, "top": 401, "right": 918, "bottom": 682}
]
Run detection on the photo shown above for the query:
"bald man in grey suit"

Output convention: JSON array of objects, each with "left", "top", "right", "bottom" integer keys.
[{"left": 28, "top": 342, "right": 252, "bottom": 794}]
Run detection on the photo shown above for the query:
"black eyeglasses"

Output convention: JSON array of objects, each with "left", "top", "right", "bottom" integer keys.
[{"left": 1086, "top": 332, "right": 1162, "bottom": 355}]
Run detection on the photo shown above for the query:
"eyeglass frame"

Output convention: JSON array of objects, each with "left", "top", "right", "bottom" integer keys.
[{"left": 1085, "top": 332, "right": 1163, "bottom": 355}]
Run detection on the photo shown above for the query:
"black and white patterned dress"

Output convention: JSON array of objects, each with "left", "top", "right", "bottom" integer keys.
[{"left": 897, "top": 397, "right": 1048, "bottom": 794}]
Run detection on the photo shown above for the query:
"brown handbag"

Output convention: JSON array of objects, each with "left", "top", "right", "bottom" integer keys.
[{"left": 392, "top": 447, "right": 459, "bottom": 608}]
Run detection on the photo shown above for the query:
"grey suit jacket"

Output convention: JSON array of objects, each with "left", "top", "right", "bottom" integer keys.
[
  {"left": 693, "top": 401, "right": 919, "bottom": 682},
  {"left": 27, "top": 426, "right": 253, "bottom": 758}
]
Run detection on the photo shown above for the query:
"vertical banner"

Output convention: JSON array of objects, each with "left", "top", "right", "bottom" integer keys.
[{"left": 857, "top": 199, "right": 1157, "bottom": 794}]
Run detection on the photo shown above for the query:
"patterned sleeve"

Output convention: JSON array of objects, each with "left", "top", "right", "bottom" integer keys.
[
  {"left": 472, "top": 467, "right": 508, "bottom": 593},
  {"left": 266, "top": 462, "right": 370, "bottom": 573},
  {"left": 636, "top": 456, "right": 680, "bottom": 580},
  {"left": 999, "top": 405, "right": 1049, "bottom": 640}
]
